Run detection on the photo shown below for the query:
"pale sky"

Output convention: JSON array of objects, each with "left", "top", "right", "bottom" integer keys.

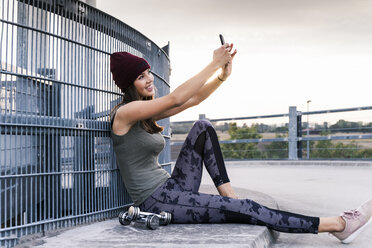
[{"left": 97, "top": 0, "right": 372, "bottom": 123}]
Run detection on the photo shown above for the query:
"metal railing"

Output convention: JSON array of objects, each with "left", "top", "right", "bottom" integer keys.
[
  {"left": 171, "top": 106, "right": 372, "bottom": 161},
  {"left": 0, "top": 0, "right": 171, "bottom": 247}
]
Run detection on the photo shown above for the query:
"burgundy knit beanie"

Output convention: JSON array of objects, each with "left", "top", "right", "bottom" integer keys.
[{"left": 110, "top": 52, "right": 150, "bottom": 93}]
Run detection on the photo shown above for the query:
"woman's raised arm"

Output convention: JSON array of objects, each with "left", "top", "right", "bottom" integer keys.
[
  {"left": 154, "top": 45, "right": 237, "bottom": 120},
  {"left": 115, "top": 44, "right": 232, "bottom": 128}
]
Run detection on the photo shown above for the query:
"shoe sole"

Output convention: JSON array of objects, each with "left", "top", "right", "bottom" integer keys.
[{"left": 341, "top": 214, "right": 372, "bottom": 244}]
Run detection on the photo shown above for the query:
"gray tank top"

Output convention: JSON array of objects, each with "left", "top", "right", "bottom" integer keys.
[{"left": 111, "top": 112, "right": 170, "bottom": 205}]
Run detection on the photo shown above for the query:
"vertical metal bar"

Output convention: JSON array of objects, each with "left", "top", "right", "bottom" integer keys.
[
  {"left": 58, "top": 5, "right": 63, "bottom": 229},
  {"left": 69, "top": 7, "right": 74, "bottom": 227},
  {"left": 10, "top": 0, "right": 14, "bottom": 74},
  {"left": 65, "top": 7, "right": 69, "bottom": 227},
  {"left": 74, "top": 5, "right": 78, "bottom": 222},
  {"left": 101, "top": 10, "right": 106, "bottom": 214},
  {"left": 114, "top": 18, "right": 121, "bottom": 208},
  {"left": 41, "top": 5, "right": 46, "bottom": 232},
  {"left": 5, "top": 0, "right": 9, "bottom": 75},
  {"left": 62, "top": 128, "right": 65, "bottom": 228},
  {"left": 47, "top": 125, "right": 50, "bottom": 231},
  {"left": 80, "top": 10, "right": 84, "bottom": 223},
  {"left": 0, "top": 0, "right": 3, "bottom": 74},
  {"left": 80, "top": 8, "right": 85, "bottom": 219},
  {"left": 46, "top": 1, "right": 51, "bottom": 231},
  {"left": 306, "top": 101, "right": 311, "bottom": 159},
  {"left": 47, "top": 0, "right": 52, "bottom": 232},
  {"left": 55, "top": 125, "right": 58, "bottom": 229},
  {"left": 51, "top": 0, "right": 56, "bottom": 230},
  {"left": 90, "top": 16, "right": 96, "bottom": 219},
  {"left": 82, "top": 5, "right": 86, "bottom": 222},
  {"left": 19, "top": 1, "right": 25, "bottom": 234},
  {"left": 14, "top": 122, "right": 18, "bottom": 233},
  {"left": 18, "top": 120, "right": 22, "bottom": 231},
  {"left": 92, "top": 5, "right": 97, "bottom": 217},
  {"left": 288, "top": 106, "right": 298, "bottom": 160},
  {"left": 31, "top": 1, "right": 37, "bottom": 233},
  {"left": 4, "top": 122, "right": 7, "bottom": 234},
  {"left": 37, "top": 6, "right": 43, "bottom": 230},
  {"left": 9, "top": 127, "right": 13, "bottom": 232},
  {"left": 79, "top": 8, "right": 84, "bottom": 220},
  {"left": 85, "top": 6, "right": 90, "bottom": 220},
  {"left": 97, "top": 14, "right": 101, "bottom": 215},
  {"left": 10, "top": 0, "right": 15, "bottom": 235},
  {"left": 73, "top": 6, "right": 77, "bottom": 221},
  {"left": 90, "top": 8, "right": 98, "bottom": 219},
  {"left": 113, "top": 23, "right": 119, "bottom": 210},
  {"left": 62, "top": 13, "right": 66, "bottom": 229},
  {"left": 105, "top": 12, "right": 111, "bottom": 215},
  {"left": 101, "top": 11, "right": 105, "bottom": 216},
  {"left": 61, "top": 10, "right": 65, "bottom": 224},
  {"left": 25, "top": 2, "right": 31, "bottom": 236},
  {"left": 297, "top": 114, "right": 302, "bottom": 159}
]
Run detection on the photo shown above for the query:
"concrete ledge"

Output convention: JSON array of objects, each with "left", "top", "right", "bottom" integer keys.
[
  {"left": 16, "top": 185, "right": 280, "bottom": 248},
  {"left": 17, "top": 221, "right": 277, "bottom": 248}
]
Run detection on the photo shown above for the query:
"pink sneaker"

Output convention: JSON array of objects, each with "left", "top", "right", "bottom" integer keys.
[{"left": 331, "top": 199, "right": 372, "bottom": 244}]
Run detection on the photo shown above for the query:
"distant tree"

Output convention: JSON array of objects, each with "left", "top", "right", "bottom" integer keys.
[
  {"left": 171, "top": 123, "right": 193, "bottom": 134},
  {"left": 215, "top": 122, "right": 229, "bottom": 132},
  {"left": 171, "top": 118, "right": 372, "bottom": 159},
  {"left": 330, "top": 120, "right": 363, "bottom": 133},
  {"left": 274, "top": 124, "right": 288, "bottom": 133},
  {"left": 221, "top": 123, "right": 262, "bottom": 159},
  {"left": 310, "top": 131, "right": 372, "bottom": 159},
  {"left": 263, "top": 134, "right": 288, "bottom": 159}
]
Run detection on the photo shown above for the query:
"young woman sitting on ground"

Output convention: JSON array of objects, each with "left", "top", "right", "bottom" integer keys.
[{"left": 109, "top": 43, "right": 372, "bottom": 244}]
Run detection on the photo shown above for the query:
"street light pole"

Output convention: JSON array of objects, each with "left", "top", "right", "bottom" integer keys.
[{"left": 307, "top": 100, "right": 311, "bottom": 159}]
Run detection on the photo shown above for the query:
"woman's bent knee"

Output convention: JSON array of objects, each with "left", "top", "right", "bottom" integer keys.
[{"left": 192, "top": 119, "right": 213, "bottom": 130}]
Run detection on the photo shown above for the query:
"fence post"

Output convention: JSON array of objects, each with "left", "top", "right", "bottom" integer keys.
[
  {"left": 297, "top": 112, "right": 303, "bottom": 158},
  {"left": 288, "top": 106, "right": 298, "bottom": 160}
]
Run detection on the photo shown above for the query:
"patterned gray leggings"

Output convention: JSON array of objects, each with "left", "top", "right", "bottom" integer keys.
[{"left": 139, "top": 120, "right": 319, "bottom": 233}]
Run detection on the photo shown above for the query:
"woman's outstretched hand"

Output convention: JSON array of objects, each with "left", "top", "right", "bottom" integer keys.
[
  {"left": 219, "top": 43, "right": 237, "bottom": 81},
  {"left": 212, "top": 43, "right": 234, "bottom": 68}
]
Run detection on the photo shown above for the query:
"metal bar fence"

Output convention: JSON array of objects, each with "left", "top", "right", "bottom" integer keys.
[
  {"left": 171, "top": 106, "right": 372, "bottom": 161},
  {"left": 0, "top": 0, "right": 171, "bottom": 247}
]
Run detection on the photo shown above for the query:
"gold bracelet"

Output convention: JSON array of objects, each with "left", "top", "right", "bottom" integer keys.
[{"left": 217, "top": 76, "right": 225, "bottom": 82}]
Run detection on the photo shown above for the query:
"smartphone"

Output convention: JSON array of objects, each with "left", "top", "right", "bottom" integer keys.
[{"left": 219, "top": 34, "right": 225, "bottom": 45}]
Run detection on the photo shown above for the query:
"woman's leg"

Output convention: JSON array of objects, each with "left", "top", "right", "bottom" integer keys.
[
  {"left": 172, "top": 119, "right": 237, "bottom": 198},
  {"left": 319, "top": 217, "right": 345, "bottom": 232},
  {"left": 140, "top": 179, "right": 319, "bottom": 234}
]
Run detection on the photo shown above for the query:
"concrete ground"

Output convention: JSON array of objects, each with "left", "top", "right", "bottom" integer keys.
[{"left": 201, "top": 160, "right": 372, "bottom": 248}]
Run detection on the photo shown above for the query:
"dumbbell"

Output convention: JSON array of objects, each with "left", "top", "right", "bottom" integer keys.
[
  {"left": 128, "top": 206, "right": 172, "bottom": 226},
  {"left": 118, "top": 206, "right": 171, "bottom": 230},
  {"left": 119, "top": 209, "right": 160, "bottom": 230}
]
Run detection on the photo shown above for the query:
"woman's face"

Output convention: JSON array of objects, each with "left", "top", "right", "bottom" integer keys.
[{"left": 133, "top": 68, "right": 155, "bottom": 98}]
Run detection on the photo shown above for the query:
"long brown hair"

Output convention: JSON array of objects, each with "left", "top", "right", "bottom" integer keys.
[{"left": 111, "top": 84, "right": 164, "bottom": 134}]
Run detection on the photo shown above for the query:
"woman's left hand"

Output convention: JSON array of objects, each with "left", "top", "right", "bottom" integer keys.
[{"left": 219, "top": 43, "right": 237, "bottom": 81}]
